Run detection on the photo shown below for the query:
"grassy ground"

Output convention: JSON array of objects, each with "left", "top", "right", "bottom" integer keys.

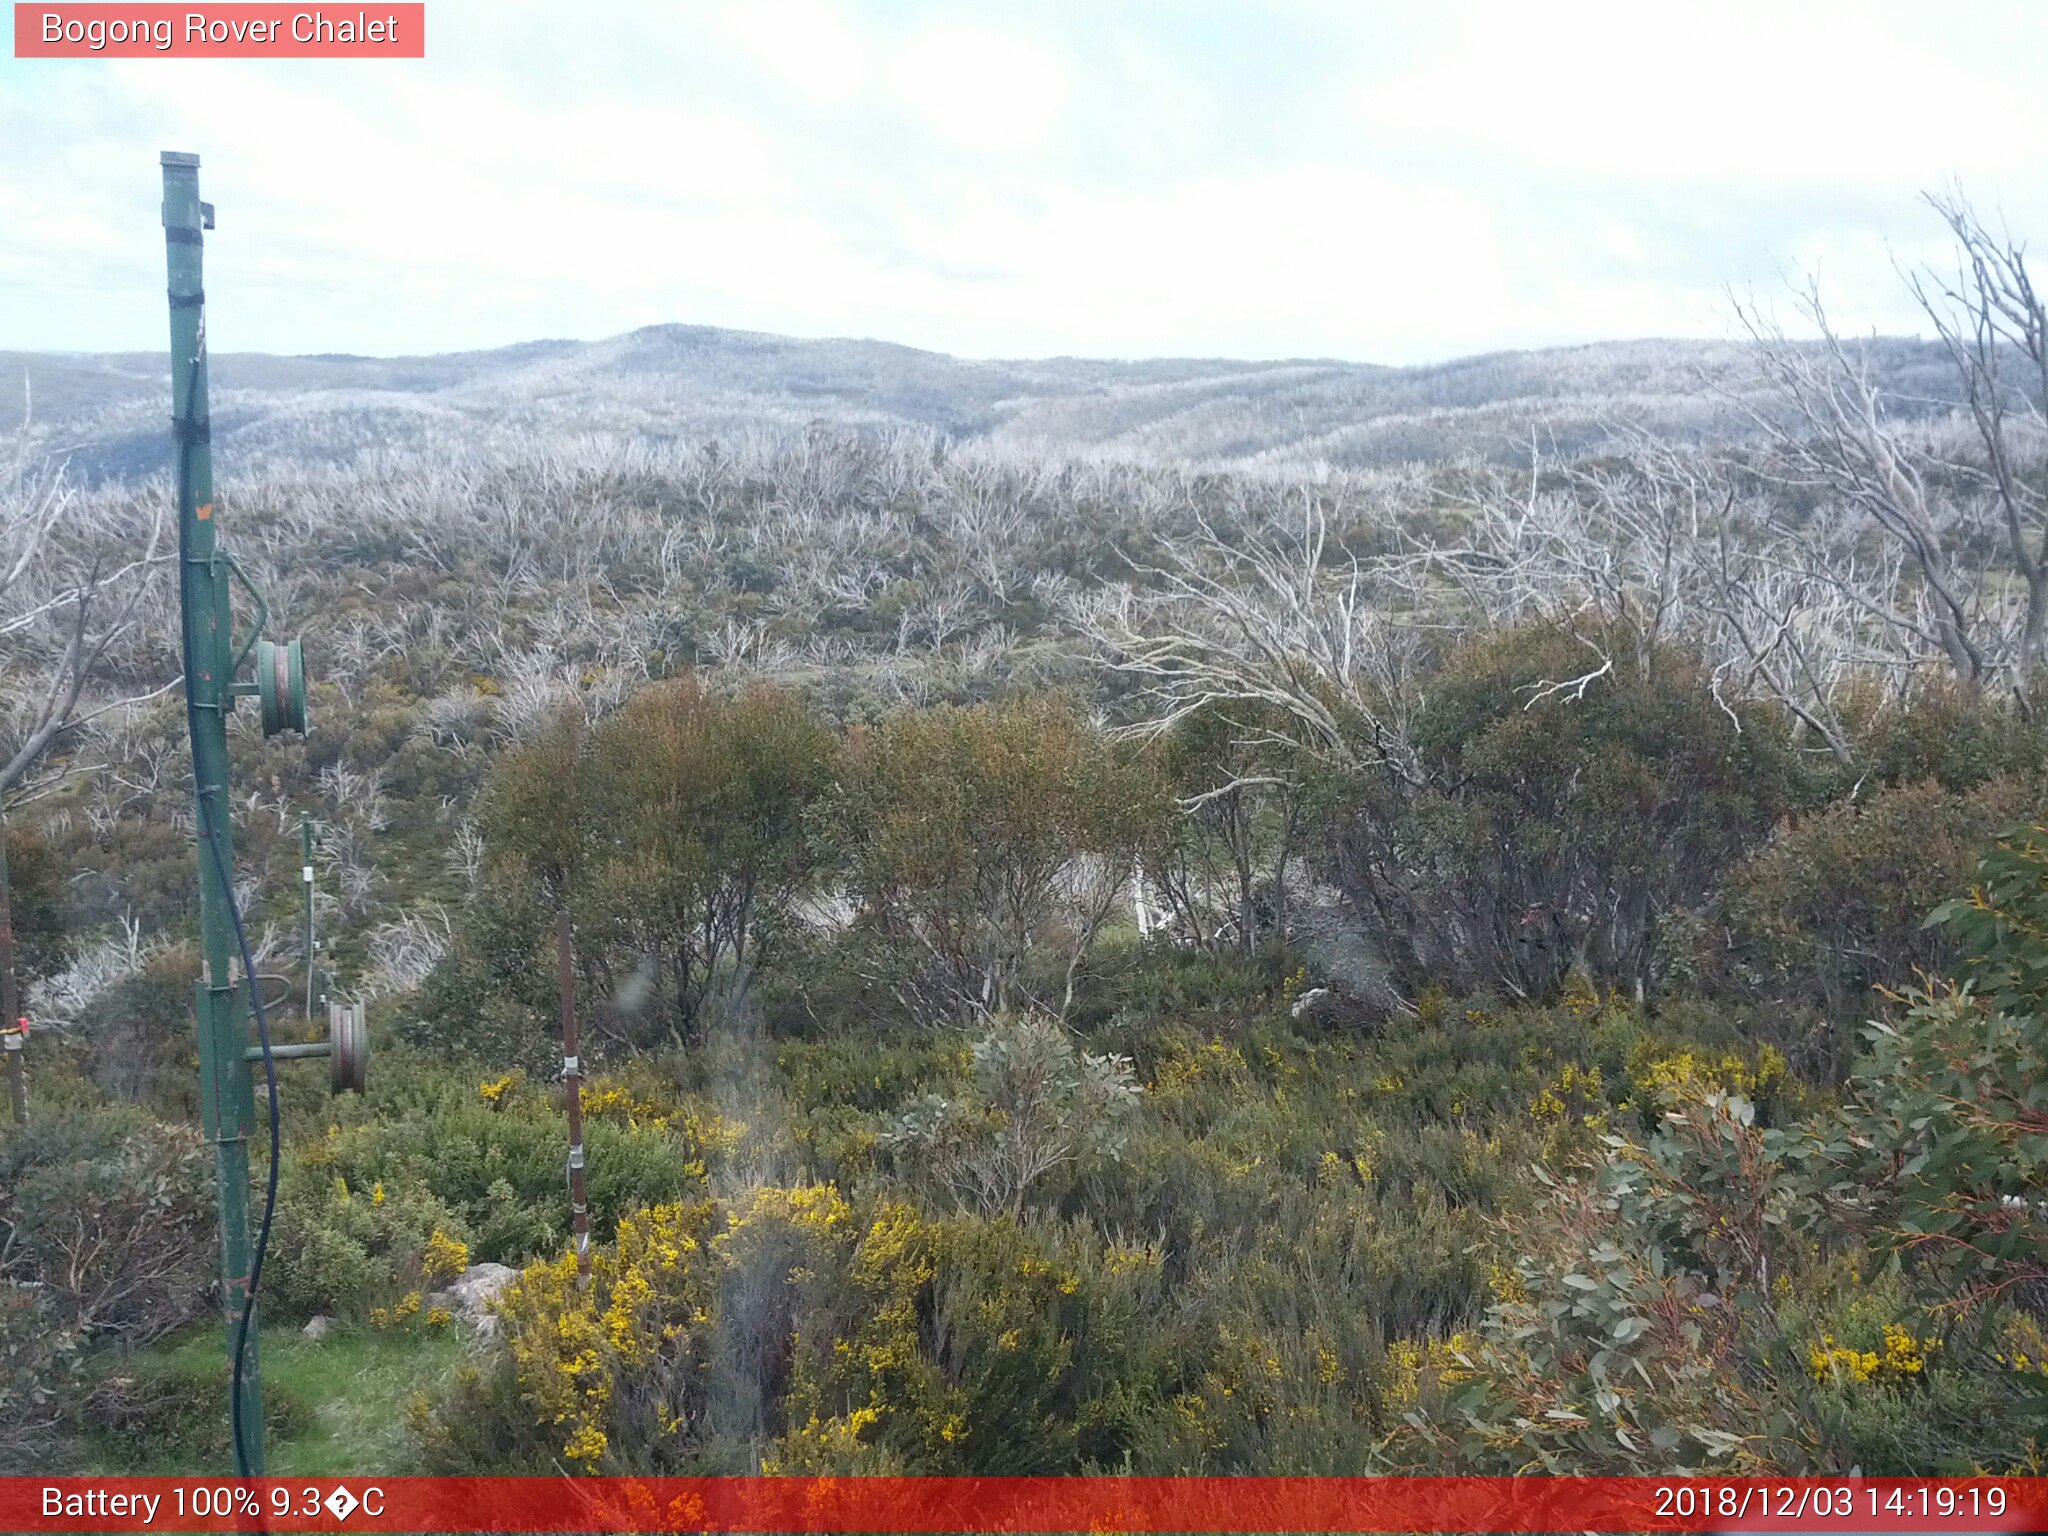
[{"left": 83, "top": 1322, "right": 470, "bottom": 1475}]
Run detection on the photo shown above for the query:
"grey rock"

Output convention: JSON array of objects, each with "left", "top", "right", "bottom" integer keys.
[
  {"left": 427, "top": 1261, "right": 519, "bottom": 1325},
  {"left": 1289, "top": 986, "right": 1332, "bottom": 1018}
]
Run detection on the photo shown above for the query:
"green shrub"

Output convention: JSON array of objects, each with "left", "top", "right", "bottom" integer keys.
[
  {"left": 1138, "top": 704, "right": 1305, "bottom": 957},
  {"left": 417, "top": 679, "right": 840, "bottom": 1058},
  {"left": 70, "top": 950, "right": 201, "bottom": 1111},
  {"left": 0, "top": 1105, "right": 214, "bottom": 1343},
  {"left": 0, "top": 1286, "right": 83, "bottom": 1471},
  {"left": 1716, "top": 776, "right": 2031, "bottom": 1062},
  {"left": 1327, "top": 620, "right": 1801, "bottom": 999},
  {"left": 771, "top": 1201, "right": 1175, "bottom": 1474},
  {"left": 280, "top": 1060, "right": 724, "bottom": 1280},
  {"left": 2, "top": 817, "right": 70, "bottom": 986},
  {"left": 84, "top": 1342, "right": 310, "bottom": 1471},
  {"left": 1389, "top": 1091, "right": 1806, "bottom": 1473},
  {"left": 834, "top": 693, "right": 1165, "bottom": 1023},
  {"left": 267, "top": 1170, "right": 469, "bottom": 1319},
  {"left": 1840, "top": 677, "right": 2048, "bottom": 795},
  {"left": 1391, "top": 819, "right": 2048, "bottom": 1477},
  {"left": 878, "top": 1014, "right": 1140, "bottom": 1218},
  {"left": 408, "top": 895, "right": 557, "bottom": 1070},
  {"left": 1810, "top": 822, "right": 2048, "bottom": 1312}
]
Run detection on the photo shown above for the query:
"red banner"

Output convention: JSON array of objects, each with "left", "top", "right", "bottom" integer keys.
[
  {"left": 4, "top": 1476, "right": 2046, "bottom": 1533},
  {"left": 13, "top": 4, "right": 424, "bottom": 58}
]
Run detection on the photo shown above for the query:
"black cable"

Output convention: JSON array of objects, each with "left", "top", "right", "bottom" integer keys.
[
  {"left": 176, "top": 354, "right": 281, "bottom": 1478},
  {"left": 217, "top": 786, "right": 281, "bottom": 1481}
]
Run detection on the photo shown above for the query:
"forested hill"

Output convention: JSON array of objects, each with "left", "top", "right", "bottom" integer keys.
[{"left": 1, "top": 326, "right": 1958, "bottom": 483}]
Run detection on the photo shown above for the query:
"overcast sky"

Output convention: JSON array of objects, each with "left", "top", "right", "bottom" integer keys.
[{"left": 5, "top": 1, "right": 2047, "bottom": 364}]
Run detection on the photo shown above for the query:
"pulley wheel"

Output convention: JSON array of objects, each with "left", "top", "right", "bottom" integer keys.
[
  {"left": 256, "top": 637, "right": 309, "bottom": 737},
  {"left": 329, "top": 1003, "right": 367, "bottom": 1095}
]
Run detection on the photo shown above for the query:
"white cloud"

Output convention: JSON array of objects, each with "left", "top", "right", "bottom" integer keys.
[
  {"left": 714, "top": 0, "right": 868, "bottom": 107},
  {"left": 5, "top": 2, "right": 2048, "bottom": 360},
  {"left": 857, "top": 166, "right": 1506, "bottom": 358},
  {"left": 1354, "top": 3, "right": 2048, "bottom": 194},
  {"left": 884, "top": 26, "right": 1068, "bottom": 155}
]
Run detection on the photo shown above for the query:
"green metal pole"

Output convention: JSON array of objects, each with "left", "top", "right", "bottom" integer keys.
[{"left": 162, "top": 150, "right": 264, "bottom": 1476}]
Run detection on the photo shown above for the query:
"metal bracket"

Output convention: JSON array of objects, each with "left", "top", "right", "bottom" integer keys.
[
  {"left": 242, "top": 1001, "right": 366, "bottom": 1095},
  {"left": 225, "top": 552, "right": 269, "bottom": 678}
]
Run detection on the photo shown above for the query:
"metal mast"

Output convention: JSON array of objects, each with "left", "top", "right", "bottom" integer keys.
[
  {"left": 163, "top": 150, "right": 349, "bottom": 1477},
  {"left": 162, "top": 148, "right": 268, "bottom": 1476}
]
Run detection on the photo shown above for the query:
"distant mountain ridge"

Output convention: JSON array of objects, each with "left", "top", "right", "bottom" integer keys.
[{"left": 0, "top": 323, "right": 1959, "bottom": 482}]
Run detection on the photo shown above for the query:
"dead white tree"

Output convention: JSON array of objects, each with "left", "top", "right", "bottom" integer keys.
[
  {"left": 1424, "top": 429, "right": 1712, "bottom": 652},
  {"left": 1728, "top": 274, "right": 2015, "bottom": 704},
  {"left": 1070, "top": 488, "right": 1426, "bottom": 779},
  {"left": 1908, "top": 188, "right": 2048, "bottom": 697},
  {"left": 0, "top": 439, "right": 172, "bottom": 803},
  {"left": 1441, "top": 432, "right": 1894, "bottom": 764}
]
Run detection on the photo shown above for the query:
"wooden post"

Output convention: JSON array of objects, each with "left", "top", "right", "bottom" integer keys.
[
  {"left": 301, "top": 817, "right": 316, "bottom": 1022},
  {"left": 559, "top": 912, "right": 590, "bottom": 1287},
  {"left": 2, "top": 1029, "right": 24, "bottom": 1132},
  {"left": 0, "top": 815, "right": 23, "bottom": 1129}
]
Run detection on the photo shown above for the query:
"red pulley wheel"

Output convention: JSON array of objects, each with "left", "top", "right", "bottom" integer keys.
[{"left": 329, "top": 1004, "right": 367, "bottom": 1094}]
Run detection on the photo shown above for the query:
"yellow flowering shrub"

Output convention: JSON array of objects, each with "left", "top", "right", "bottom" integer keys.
[
  {"left": 423, "top": 1229, "right": 470, "bottom": 1285},
  {"left": 1627, "top": 1041, "right": 1789, "bottom": 1112},
  {"left": 772, "top": 1404, "right": 906, "bottom": 1473},
  {"left": 371, "top": 1291, "right": 423, "bottom": 1330},
  {"left": 1993, "top": 1311, "right": 2048, "bottom": 1377},
  {"left": 715, "top": 1182, "right": 851, "bottom": 1244},
  {"left": 1150, "top": 1035, "right": 1251, "bottom": 1109},
  {"left": 1381, "top": 1333, "right": 1477, "bottom": 1411},
  {"left": 284, "top": 1055, "right": 728, "bottom": 1299},
  {"left": 573, "top": 1076, "right": 743, "bottom": 1184},
  {"left": 1528, "top": 1063, "right": 1610, "bottom": 1162},
  {"left": 1104, "top": 1242, "right": 1163, "bottom": 1277},
  {"left": 767, "top": 1201, "right": 1172, "bottom": 1474},
  {"left": 578, "top": 1082, "right": 642, "bottom": 1120},
  {"left": 1881, "top": 1322, "right": 1935, "bottom": 1377},
  {"left": 490, "top": 1200, "right": 718, "bottom": 1473},
  {"left": 1485, "top": 1260, "right": 1528, "bottom": 1305},
  {"left": 432, "top": 1187, "right": 858, "bottom": 1473},
  {"left": 1317, "top": 1132, "right": 1383, "bottom": 1191},
  {"left": 1560, "top": 968, "right": 1603, "bottom": 1018},
  {"left": 1809, "top": 1335, "right": 1880, "bottom": 1383},
  {"left": 298, "top": 1125, "right": 340, "bottom": 1169},
  {"left": 1808, "top": 1323, "right": 1939, "bottom": 1386},
  {"left": 1529, "top": 1063, "right": 1603, "bottom": 1123}
]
